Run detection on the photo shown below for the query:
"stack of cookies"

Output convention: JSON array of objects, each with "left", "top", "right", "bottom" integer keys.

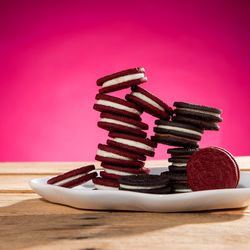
[
  {"left": 152, "top": 102, "right": 222, "bottom": 193},
  {"left": 93, "top": 68, "right": 161, "bottom": 190}
]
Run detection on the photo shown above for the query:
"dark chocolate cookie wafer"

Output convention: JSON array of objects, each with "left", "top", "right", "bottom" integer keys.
[
  {"left": 119, "top": 175, "right": 171, "bottom": 194},
  {"left": 167, "top": 147, "right": 198, "bottom": 157},
  {"left": 187, "top": 147, "right": 239, "bottom": 191},
  {"left": 97, "top": 67, "right": 147, "bottom": 94},
  {"left": 98, "top": 112, "right": 148, "bottom": 138},
  {"left": 95, "top": 144, "right": 145, "bottom": 168},
  {"left": 126, "top": 86, "right": 172, "bottom": 119},
  {"left": 93, "top": 177, "right": 119, "bottom": 190},
  {"left": 108, "top": 132, "right": 156, "bottom": 157},
  {"left": 173, "top": 102, "right": 222, "bottom": 122},
  {"left": 94, "top": 93, "right": 142, "bottom": 120}
]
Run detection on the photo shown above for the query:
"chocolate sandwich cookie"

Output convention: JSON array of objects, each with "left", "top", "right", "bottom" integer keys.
[
  {"left": 100, "top": 164, "right": 150, "bottom": 180},
  {"left": 119, "top": 175, "right": 171, "bottom": 194},
  {"left": 94, "top": 94, "right": 142, "bottom": 120},
  {"left": 168, "top": 158, "right": 188, "bottom": 173},
  {"left": 98, "top": 112, "right": 148, "bottom": 138},
  {"left": 93, "top": 177, "right": 119, "bottom": 190},
  {"left": 167, "top": 147, "right": 198, "bottom": 157},
  {"left": 97, "top": 67, "right": 147, "bottom": 94},
  {"left": 95, "top": 144, "right": 145, "bottom": 168},
  {"left": 172, "top": 182, "right": 191, "bottom": 193},
  {"left": 173, "top": 102, "right": 222, "bottom": 122},
  {"left": 172, "top": 115, "right": 220, "bottom": 131},
  {"left": 126, "top": 86, "right": 172, "bottom": 119},
  {"left": 107, "top": 132, "right": 157, "bottom": 157},
  {"left": 187, "top": 147, "right": 240, "bottom": 191},
  {"left": 47, "top": 165, "right": 97, "bottom": 188}
]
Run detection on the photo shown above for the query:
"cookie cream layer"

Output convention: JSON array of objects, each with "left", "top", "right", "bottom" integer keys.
[
  {"left": 96, "top": 100, "right": 141, "bottom": 115},
  {"left": 103, "top": 168, "right": 134, "bottom": 176},
  {"left": 112, "top": 138, "right": 154, "bottom": 152},
  {"left": 96, "top": 149, "right": 132, "bottom": 160},
  {"left": 53, "top": 173, "right": 89, "bottom": 186},
  {"left": 177, "top": 108, "right": 221, "bottom": 118},
  {"left": 157, "top": 125, "right": 202, "bottom": 136},
  {"left": 100, "top": 118, "right": 139, "bottom": 129},
  {"left": 94, "top": 184, "right": 118, "bottom": 190},
  {"left": 132, "top": 92, "right": 165, "bottom": 111},
  {"left": 101, "top": 73, "right": 145, "bottom": 88},
  {"left": 174, "top": 189, "right": 191, "bottom": 193},
  {"left": 171, "top": 163, "right": 187, "bottom": 167},
  {"left": 120, "top": 184, "right": 165, "bottom": 190}
]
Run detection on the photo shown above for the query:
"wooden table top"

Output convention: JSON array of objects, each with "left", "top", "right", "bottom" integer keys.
[{"left": 1, "top": 157, "right": 250, "bottom": 250}]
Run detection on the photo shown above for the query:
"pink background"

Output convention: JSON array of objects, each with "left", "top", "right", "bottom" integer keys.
[{"left": 0, "top": 0, "right": 249, "bottom": 161}]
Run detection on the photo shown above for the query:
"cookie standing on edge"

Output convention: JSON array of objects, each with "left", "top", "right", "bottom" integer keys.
[
  {"left": 97, "top": 67, "right": 147, "bottom": 94},
  {"left": 187, "top": 147, "right": 239, "bottom": 191},
  {"left": 107, "top": 132, "right": 157, "bottom": 157},
  {"left": 98, "top": 112, "right": 148, "bottom": 138},
  {"left": 47, "top": 165, "right": 97, "bottom": 188},
  {"left": 126, "top": 86, "right": 172, "bottom": 120},
  {"left": 94, "top": 94, "right": 143, "bottom": 120},
  {"left": 119, "top": 175, "right": 171, "bottom": 194}
]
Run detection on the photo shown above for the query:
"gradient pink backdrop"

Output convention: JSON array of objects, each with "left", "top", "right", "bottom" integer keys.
[{"left": 0, "top": 0, "right": 249, "bottom": 161}]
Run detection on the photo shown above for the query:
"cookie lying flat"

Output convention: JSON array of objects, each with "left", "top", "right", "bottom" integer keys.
[
  {"left": 93, "top": 177, "right": 119, "bottom": 190},
  {"left": 100, "top": 163, "right": 150, "bottom": 179},
  {"left": 126, "top": 86, "right": 172, "bottom": 119},
  {"left": 167, "top": 147, "right": 198, "bottom": 157},
  {"left": 47, "top": 165, "right": 97, "bottom": 188},
  {"left": 97, "top": 67, "right": 147, "bottom": 94},
  {"left": 119, "top": 175, "right": 171, "bottom": 194},
  {"left": 107, "top": 132, "right": 157, "bottom": 157},
  {"left": 187, "top": 147, "right": 239, "bottom": 191},
  {"left": 94, "top": 94, "right": 142, "bottom": 120},
  {"left": 154, "top": 120, "right": 203, "bottom": 141},
  {"left": 98, "top": 112, "right": 148, "bottom": 138},
  {"left": 172, "top": 182, "right": 191, "bottom": 193},
  {"left": 95, "top": 144, "right": 145, "bottom": 168},
  {"left": 172, "top": 115, "right": 220, "bottom": 131}
]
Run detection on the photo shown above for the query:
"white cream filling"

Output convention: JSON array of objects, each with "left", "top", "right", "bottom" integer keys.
[
  {"left": 96, "top": 149, "right": 132, "bottom": 160},
  {"left": 94, "top": 184, "right": 118, "bottom": 190},
  {"left": 171, "top": 163, "right": 187, "bottom": 167},
  {"left": 120, "top": 184, "right": 165, "bottom": 190},
  {"left": 103, "top": 168, "right": 134, "bottom": 176},
  {"left": 178, "top": 108, "right": 221, "bottom": 118},
  {"left": 132, "top": 92, "right": 165, "bottom": 111},
  {"left": 157, "top": 125, "right": 202, "bottom": 136},
  {"left": 175, "top": 189, "right": 191, "bottom": 193},
  {"left": 100, "top": 118, "right": 138, "bottom": 129},
  {"left": 53, "top": 173, "right": 88, "bottom": 186},
  {"left": 102, "top": 73, "right": 144, "bottom": 88},
  {"left": 113, "top": 138, "right": 154, "bottom": 152},
  {"left": 96, "top": 100, "right": 141, "bottom": 115}
]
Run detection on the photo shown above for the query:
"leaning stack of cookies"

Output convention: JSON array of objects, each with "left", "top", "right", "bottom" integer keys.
[
  {"left": 152, "top": 102, "right": 222, "bottom": 193},
  {"left": 92, "top": 68, "right": 163, "bottom": 190}
]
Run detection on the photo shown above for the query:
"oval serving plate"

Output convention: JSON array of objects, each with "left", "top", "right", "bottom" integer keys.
[{"left": 30, "top": 167, "right": 250, "bottom": 213}]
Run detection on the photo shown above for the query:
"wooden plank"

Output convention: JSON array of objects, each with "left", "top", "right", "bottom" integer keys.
[{"left": 0, "top": 157, "right": 249, "bottom": 174}]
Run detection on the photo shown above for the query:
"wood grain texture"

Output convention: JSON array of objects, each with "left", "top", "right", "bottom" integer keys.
[{"left": 0, "top": 159, "right": 250, "bottom": 250}]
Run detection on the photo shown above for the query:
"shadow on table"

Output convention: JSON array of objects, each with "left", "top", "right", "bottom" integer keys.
[{"left": 0, "top": 197, "right": 246, "bottom": 250}]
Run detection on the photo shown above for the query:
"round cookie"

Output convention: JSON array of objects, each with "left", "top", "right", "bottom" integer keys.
[
  {"left": 47, "top": 165, "right": 97, "bottom": 188},
  {"left": 119, "top": 174, "right": 171, "bottom": 194},
  {"left": 126, "top": 86, "right": 172, "bottom": 119},
  {"left": 187, "top": 147, "right": 239, "bottom": 191},
  {"left": 93, "top": 177, "right": 119, "bottom": 190},
  {"left": 173, "top": 102, "right": 222, "bottom": 122},
  {"left": 154, "top": 120, "right": 203, "bottom": 141},
  {"left": 167, "top": 147, "right": 198, "bottom": 157},
  {"left": 101, "top": 163, "right": 150, "bottom": 179},
  {"left": 151, "top": 134, "right": 199, "bottom": 148},
  {"left": 95, "top": 144, "right": 145, "bottom": 168},
  {"left": 97, "top": 67, "right": 147, "bottom": 94},
  {"left": 172, "top": 115, "right": 220, "bottom": 131},
  {"left": 94, "top": 93, "right": 142, "bottom": 120},
  {"left": 98, "top": 112, "right": 148, "bottom": 138},
  {"left": 107, "top": 132, "right": 156, "bottom": 157}
]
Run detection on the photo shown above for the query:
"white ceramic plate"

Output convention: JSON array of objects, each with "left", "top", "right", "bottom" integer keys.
[{"left": 30, "top": 167, "right": 250, "bottom": 212}]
